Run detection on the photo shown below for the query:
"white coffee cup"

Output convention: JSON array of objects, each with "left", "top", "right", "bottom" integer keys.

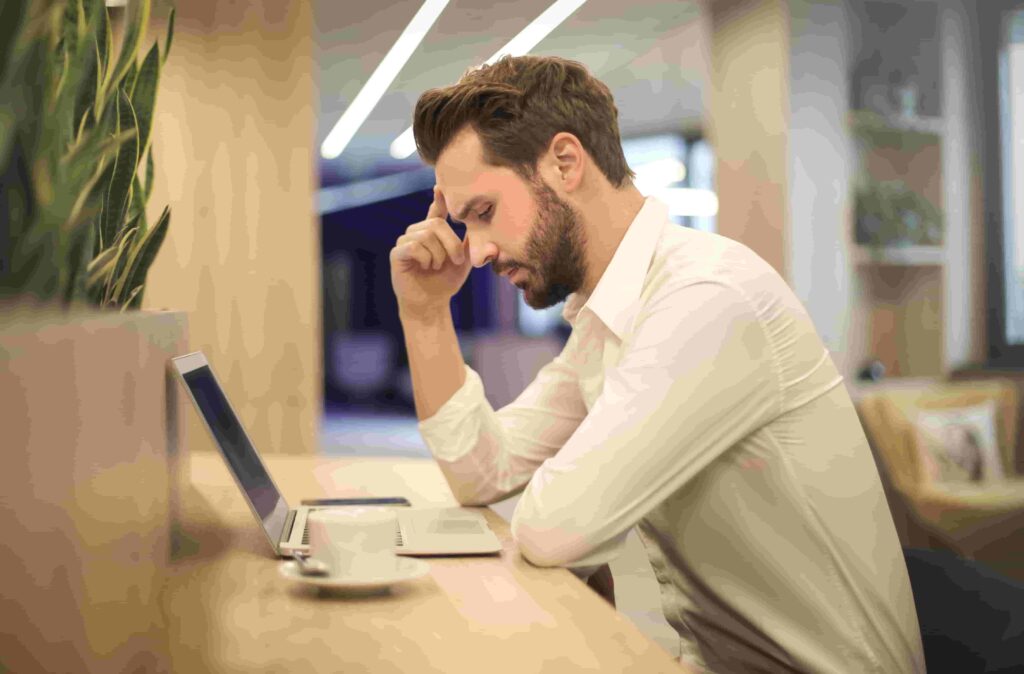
[{"left": 307, "top": 508, "right": 399, "bottom": 578}]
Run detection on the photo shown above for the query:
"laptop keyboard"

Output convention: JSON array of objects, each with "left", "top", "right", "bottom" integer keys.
[{"left": 301, "top": 510, "right": 404, "bottom": 547}]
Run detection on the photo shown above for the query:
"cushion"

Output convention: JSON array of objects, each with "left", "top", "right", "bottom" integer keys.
[{"left": 914, "top": 401, "right": 1004, "bottom": 485}]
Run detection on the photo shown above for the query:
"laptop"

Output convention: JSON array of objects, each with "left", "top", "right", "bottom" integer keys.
[{"left": 171, "top": 351, "right": 502, "bottom": 557}]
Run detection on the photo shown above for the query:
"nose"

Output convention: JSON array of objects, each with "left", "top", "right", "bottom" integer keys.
[{"left": 467, "top": 235, "right": 498, "bottom": 269}]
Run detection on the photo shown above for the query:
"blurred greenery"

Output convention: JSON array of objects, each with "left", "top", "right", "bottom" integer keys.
[
  {"left": 855, "top": 179, "right": 944, "bottom": 247},
  {"left": 850, "top": 109, "right": 945, "bottom": 247},
  {"left": 0, "top": 0, "right": 175, "bottom": 311}
]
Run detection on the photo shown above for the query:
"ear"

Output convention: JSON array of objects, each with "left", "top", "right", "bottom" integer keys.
[{"left": 545, "top": 132, "right": 585, "bottom": 193}]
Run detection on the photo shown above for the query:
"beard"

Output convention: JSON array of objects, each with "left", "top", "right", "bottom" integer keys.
[{"left": 497, "top": 177, "right": 588, "bottom": 309}]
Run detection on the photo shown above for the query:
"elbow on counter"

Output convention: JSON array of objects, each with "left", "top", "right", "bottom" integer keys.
[
  {"left": 511, "top": 515, "right": 584, "bottom": 568},
  {"left": 436, "top": 466, "right": 502, "bottom": 507},
  {"left": 452, "top": 490, "right": 492, "bottom": 508},
  {"left": 437, "top": 464, "right": 525, "bottom": 507}
]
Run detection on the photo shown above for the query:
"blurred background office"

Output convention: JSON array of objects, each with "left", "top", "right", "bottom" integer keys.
[
  {"left": 142, "top": 0, "right": 1024, "bottom": 656},
  {"left": 317, "top": 1, "right": 717, "bottom": 456}
]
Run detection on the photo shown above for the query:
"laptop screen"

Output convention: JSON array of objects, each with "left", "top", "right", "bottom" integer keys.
[{"left": 180, "top": 364, "right": 289, "bottom": 548}]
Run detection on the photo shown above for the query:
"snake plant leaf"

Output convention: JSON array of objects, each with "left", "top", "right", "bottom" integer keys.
[
  {"left": 60, "top": 0, "right": 80, "bottom": 59},
  {"left": 0, "top": 106, "right": 13, "bottom": 177},
  {"left": 74, "top": 35, "right": 99, "bottom": 139},
  {"left": 64, "top": 214, "right": 96, "bottom": 306},
  {"left": 81, "top": 30, "right": 103, "bottom": 135},
  {"left": 102, "top": 89, "right": 138, "bottom": 248},
  {"left": 91, "top": 91, "right": 120, "bottom": 242},
  {"left": 0, "top": 0, "right": 26, "bottom": 83},
  {"left": 132, "top": 43, "right": 159, "bottom": 158},
  {"left": 121, "top": 284, "right": 144, "bottom": 312},
  {"left": 85, "top": 242, "right": 118, "bottom": 292},
  {"left": 119, "top": 204, "right": 169, "bottom": 305},
  {"left": 74, "top": 0, "right": 88, "bottom": 44},
  {"left": 106, "top": 221, "right": 139, "bottom": 303},
  {"left": 144, "top": 146, "right": 154, "bottom": 199},
  {"left": 12, "top": 26, "right": 50, "bottom": 165},
  {"left": 54, "top": 2, "right": 99, "bottom": 154},
  {"left": 94, "top": 2, "right": 112, "bottom": 122},
  {"left": 57, "top": 5, "right": 77, "bottom": 99},
  {"left": 0, "top": 140, "right": 47, "bottom": 296},
  {"left": 163, "top": 7, "right": 175, "bottom": 65},
  {"left": 124, "top": 58, "right": 138, "bottom": 97},
  {"left": 130, "top": 173, "right": 144, "bottom": 219},
  {"left": 62, "top": 130, "right": 127, "bottom": 238},
  {"left": 86, "top": 271, "right": 106, "bottom": 305},
  {"left": 107, "top": 0, "right": 149, "bottom": 96},
  {"left": 131, "top": 174, "right": 148, "bottom": 235}
]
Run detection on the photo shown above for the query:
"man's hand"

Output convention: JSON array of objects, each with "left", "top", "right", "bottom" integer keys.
[
  {"left": 390, "top": 186, "right": 472, "bottom": 323},
  {"left": 587, "top": 563, "right": 616, "bottom": 608}
]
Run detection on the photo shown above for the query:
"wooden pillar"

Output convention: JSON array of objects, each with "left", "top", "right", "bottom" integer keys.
[
  {"left": 705, "top": 0, "right": 791, "bottom": 277},
  {"left": 145, "top": 1, "right": 320, "bottom": 455}
]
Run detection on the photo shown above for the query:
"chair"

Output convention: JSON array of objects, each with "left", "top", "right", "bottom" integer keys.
[
  {"left": 329, "top": 331, "right": 396, "bottom": 400},
  {"left": 904, "top": 547, "right": 1024, "bottom": 673},
  {"left": 855, "top": 379, "right": 1024, "bottom": 576}
]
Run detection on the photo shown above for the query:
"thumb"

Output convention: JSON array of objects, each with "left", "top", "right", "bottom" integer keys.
[{"left": 427, "top": 186, "right": 448, "bottom": 220}]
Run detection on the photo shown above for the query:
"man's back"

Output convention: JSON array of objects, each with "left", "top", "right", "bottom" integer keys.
[{"left": 567, "top": 215, "right": 923, "bottom": 672}]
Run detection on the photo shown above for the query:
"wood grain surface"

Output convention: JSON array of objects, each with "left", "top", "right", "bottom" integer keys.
[{"left": 164, "top": 452, "right": 690, "bottom": 673}]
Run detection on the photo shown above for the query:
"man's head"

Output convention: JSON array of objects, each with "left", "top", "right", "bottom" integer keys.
[{"left": 412, "top": 55, "right": 634, "bottom": 308}]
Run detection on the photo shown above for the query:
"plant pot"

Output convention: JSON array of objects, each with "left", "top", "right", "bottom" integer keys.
[{"left": 0, "top": 304, "right": 188, "bottom": 673}]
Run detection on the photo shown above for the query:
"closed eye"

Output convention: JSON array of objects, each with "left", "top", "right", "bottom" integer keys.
[{"left": 479, "top": 206, "right": 494, "bottom": 222}]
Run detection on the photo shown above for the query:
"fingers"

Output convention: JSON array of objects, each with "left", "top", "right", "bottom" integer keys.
[
  {"left": 426, "top": 185, "right": 448, "bottom": 221},
  {"left": 398, "top": 231, "right": 446, "bottom": 270},
  {"left": 392, "top": 240, "right": 434, "bottom": 270},
  {"left": 428, "top": 220, "right": 465, "bottom": 264},
  {"left": 398, "top": 219, "right": 466, "bottom": 269}
]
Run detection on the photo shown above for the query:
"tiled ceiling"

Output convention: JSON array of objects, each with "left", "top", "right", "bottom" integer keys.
[{"left": 315, "top": 0, "right": 705, "bottom": 180}]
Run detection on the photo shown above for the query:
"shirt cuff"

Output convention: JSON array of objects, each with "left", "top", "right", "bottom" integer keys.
[{"left": 417, "top": 364, "right": 486, "bottom": 462}]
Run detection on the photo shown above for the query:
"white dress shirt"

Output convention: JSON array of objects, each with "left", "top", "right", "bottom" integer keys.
[{"left": 419, "top": 197, "right": 925, "bottom": 673}]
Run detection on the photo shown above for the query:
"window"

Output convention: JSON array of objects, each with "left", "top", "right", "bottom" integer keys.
[{"left": 983, "top": 1, "right": 1024, "bottom": 365}]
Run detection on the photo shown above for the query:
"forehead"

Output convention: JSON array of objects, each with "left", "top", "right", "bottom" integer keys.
[{"left": 435, "top": 128, "right": 522, "bottom": 213}]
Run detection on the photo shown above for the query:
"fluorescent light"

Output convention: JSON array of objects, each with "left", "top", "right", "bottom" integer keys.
[
  {"left": 390, "top": 127, "right": 417, "bottom": 160},
  {"left": 390, "top": 0, "right": 588, "bottom": 159},
  {"left": 321, "top": 0, "right": 450, "bottom": 160},
  {"left": 651, "top": 188, "right": 719, "bottom": 217},
  {"left": 483, "top": 0, "right": 588, "bottom": 64},
  {"left": 633, "top": 158, "right": 687, "bottom": 194}
]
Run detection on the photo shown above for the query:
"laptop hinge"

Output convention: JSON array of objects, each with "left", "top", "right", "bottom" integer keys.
[{"left": 281, "top": 509, "right": 297, "bottom": 547}]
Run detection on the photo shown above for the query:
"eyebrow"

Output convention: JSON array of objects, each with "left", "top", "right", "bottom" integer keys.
[{"left": 453, "top": 196, "right": 489, "bottom": 223}]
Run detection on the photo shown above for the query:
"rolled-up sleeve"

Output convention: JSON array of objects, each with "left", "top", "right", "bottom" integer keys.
[
  {"left": 418, "top": 349, "right": 589, "bottom": 507},
  {"left": 511, "top": 281, "right": 782, "bottom": 568}
]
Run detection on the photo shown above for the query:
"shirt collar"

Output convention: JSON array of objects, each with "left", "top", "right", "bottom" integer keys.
[{"left": 561, "top": 196, "right": 670, "bottom": 338}]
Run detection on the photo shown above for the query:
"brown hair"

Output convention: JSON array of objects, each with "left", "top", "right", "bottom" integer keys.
[{"left": 412, "top": 55, "right": 635, "bottom": 188}]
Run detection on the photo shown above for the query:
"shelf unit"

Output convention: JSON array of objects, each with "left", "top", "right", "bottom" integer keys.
[
  {"left": 853, "top": 245, "right": 945, "bottom": 268},
  {"left": 848, "top": 0, "right": 948, "bottom": 381}
]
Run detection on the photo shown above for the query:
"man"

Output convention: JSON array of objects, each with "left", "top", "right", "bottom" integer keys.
[{"left": 389, "top": 54, "right": 925, "bottom": 673}]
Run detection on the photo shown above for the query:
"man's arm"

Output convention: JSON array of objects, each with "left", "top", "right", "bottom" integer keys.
[
  {"left": 389, "top": 186, "right": 473, "bottom": 421},
  {"left": 390, "top": 187, "right": 589, "bottom": 506},
  {"left": 511, "top": 281, "right": 782, "bottom": 568},
  {"left": 418, "top": 351, "right": 588, "bottom": 506},
  {"left": 400, "top": 308, "right": 466, "bottom": 422}
]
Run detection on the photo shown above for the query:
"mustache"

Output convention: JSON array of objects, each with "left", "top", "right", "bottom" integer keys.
[{"left": 492, "top": 260, "right": 526, "bottom": 276}]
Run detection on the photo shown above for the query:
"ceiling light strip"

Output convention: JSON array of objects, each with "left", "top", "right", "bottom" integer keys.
[
  {"left": 321, "top": 0, "right": 450, "bottom": 160},
  {"left": 389, "top": 0, "right": 588, "bottom": 159}
]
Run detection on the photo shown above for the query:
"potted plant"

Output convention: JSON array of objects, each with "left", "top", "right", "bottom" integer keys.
[
  {"left": 1, "top": 0, "right": 173, "bottom": 307},
  {"left": 850, "top": 110, "right": 945, "bottom": 252},
  {"left": 854, "top": 178, "right": 944, "bottom": 248},
  {"left": 0, "top": 1, "right": 185, "bottom": 671}
]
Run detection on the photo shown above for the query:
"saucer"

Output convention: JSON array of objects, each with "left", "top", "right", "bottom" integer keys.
[{"left": 279, "top": 557, "right": 430, "bottom": 594}]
